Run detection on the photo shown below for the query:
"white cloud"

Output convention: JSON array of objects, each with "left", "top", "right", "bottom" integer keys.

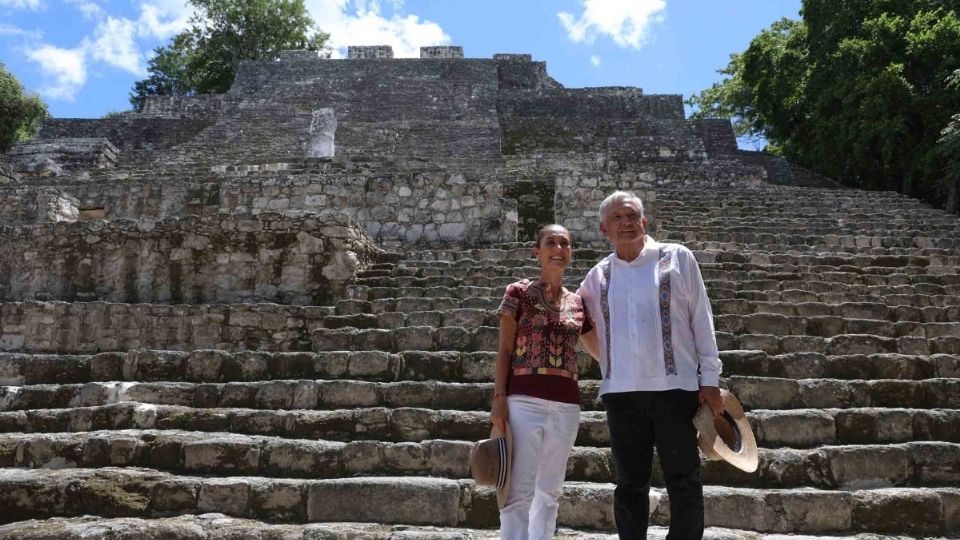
[
  {"left": 304, "top": 0, "right": 450, "bottom": 58},
  {"left": 65, "top": 0, "right": 104, "bottom": 19},
  {"left": 87, "top": 16, "right": 144, "bottom": 75},
  {"left": 558, "top": 0, "right": 666, "bottom": 50},
  {"left": 0, "top": 0, "right": 43, "bottom": 9},
  {"left": 20, "top": 0, "right": 197, "bottom": 102},
  {"left": 24, "top": 44, "right": 86, "bottom": 100},
  {"left": 590, "top": 54, "right": 601, "bottom": 67},
  {"left": 0, "top": 22, "right": 42, "bottom": 39},
  {"left": 136, "top": 0, "right": 195, "bottom": 39}
]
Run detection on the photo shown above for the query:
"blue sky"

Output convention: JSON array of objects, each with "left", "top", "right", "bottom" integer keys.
[{"left": 1, "top": 0, "right": 801, "bottom": 130}]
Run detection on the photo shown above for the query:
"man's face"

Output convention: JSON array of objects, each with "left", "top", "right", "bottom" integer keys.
[{"left": 600, "top": 200, "right": 647, "bottom": 249}]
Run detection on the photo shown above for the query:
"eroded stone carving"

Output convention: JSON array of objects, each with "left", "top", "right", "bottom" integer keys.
[{"left": 308, "top": 108, "right": 336, "bottom": 158}]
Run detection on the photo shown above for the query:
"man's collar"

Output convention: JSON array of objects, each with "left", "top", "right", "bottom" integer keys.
[{"left": 610, "top": 235, "right": 659, "bottom": 265}]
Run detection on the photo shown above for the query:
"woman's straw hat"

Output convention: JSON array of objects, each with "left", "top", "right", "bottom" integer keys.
[
  {"left": 693, "top": 389, "right": 759, "bottom": 473},
  {"left": 469, "top": 423, "right": 513, "bottom": 508}
]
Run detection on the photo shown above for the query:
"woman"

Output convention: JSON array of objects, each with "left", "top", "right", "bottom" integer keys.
[{"left": 492, "top": 224, "right": 593, "bottom": 540}]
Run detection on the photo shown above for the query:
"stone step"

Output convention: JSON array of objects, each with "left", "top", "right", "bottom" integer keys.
[
  {"left": 351, "top": 272, "right": 960, "bottom": 294},
  {"left": 4, "top": 349, "right": 956, "bottom": 386},
  {"left": 385, "top": 260, "right": 959, "bottom": 283},
  {"left": 335, "top": 296, "right": 500, "bottom": 315},
  {"left": 2, "top": 430, "right": 958, "bottom": 490},
  {"left": 675, "top": 236, "right": 960, "bottom": 252},
  {"left": 347, "top": 291, "right": 960, "bottom": 313},
  {"left": 710, "top": 300, "right": 960, "bottom": 322},
  {"left": 714, "top": 314, "right": 960, "bottom": 340},
  {"left": 0, "top": 301, "right": 334, "bottom": 354},
  {"left": 722, "top": 350, "right": 960, "bottom": 380},
  {"left": 324, "top": 306, "right": 960, "bottom": 335},
  {"left": 682, "top": 241, "right": 958, "bottom": 258},
  {"left": 311, "top": 325, "right": 499, "bottom": 352},
  {"left": 718, "top": 333, "right": 960, "bottom": 356},
  {"left": 321, "top": 309, "right": 499, "bottom": 330},
  {"left": 661, "top": 225, "right": 960, "bottom": 239},
  {"left": 398, "top": 245, "right": 960, "bottom": 266},
  {"left": 665, "top": 213, "right": 960, "bottom": 225},
  {"left": 311, "top": 325, "right": 960, "bottom": 355},
  {"left": 5, "top": 302, "right": 959, "bottom": 356},
  {"left": 2, "top": 377, "right": 958, "bottom": 413},
  {"left": 3, "top": 515, "right": 861, "bottom": 540},
  {"left": 2, "top": 403, "right": 959, "bottom": 448},
  {"left": 347, "top": 283, "right": 960, "bottom": 309},
  {"left": 0, "top": 350, "right": 507, "bottom": 385},
  {"left": 0, "top": 467, "right": 956, "bottom": 535}
]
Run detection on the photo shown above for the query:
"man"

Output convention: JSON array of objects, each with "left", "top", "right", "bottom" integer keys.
[{"left": 578, "top": 191, "right": 723, "bottom": 540}]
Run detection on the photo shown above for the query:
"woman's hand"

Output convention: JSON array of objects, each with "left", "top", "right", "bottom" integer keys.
[{"left": 491, "top": 395, "right": 508, "bottom": 434}]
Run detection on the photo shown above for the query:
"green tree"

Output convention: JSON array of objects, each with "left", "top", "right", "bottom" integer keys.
[
  {"left": 0, "top": 61, "right": 49, "bottom": 153},
  {"left": 688, "top": 0, "right": 960, "bottom": 212},
  {"left": 130, "top": 0, "right": 329, "bottom": 111},
  {"left": 939, "top": 69, "right": 960, "bottom": 213}
]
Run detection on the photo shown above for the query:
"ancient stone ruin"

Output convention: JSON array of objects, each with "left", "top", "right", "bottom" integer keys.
[{"left": 0, "top": 46, "right": 958, "bottom": 538}]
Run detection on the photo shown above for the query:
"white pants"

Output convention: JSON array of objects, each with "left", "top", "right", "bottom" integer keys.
[{"left": 500, "top": 395, "right": 581, "bottom": 540}]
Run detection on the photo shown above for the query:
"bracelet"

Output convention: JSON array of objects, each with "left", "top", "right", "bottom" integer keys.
[{"left": 493, "top": 392, "right": 507, "bottom": 398}]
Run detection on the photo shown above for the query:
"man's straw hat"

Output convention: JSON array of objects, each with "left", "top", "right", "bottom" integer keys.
[{"left": 693, "top": 389, "right": 759, "bottom": 473}]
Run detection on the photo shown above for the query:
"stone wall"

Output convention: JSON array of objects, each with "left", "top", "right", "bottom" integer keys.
[
  {"left": 420, "top": 46, "right": 463, "bottom": 59},
  {"left": 6, "top": 138, "right": 117, "bottom": 176},
  {"left": 0, "top": 162, "right": 20, "bottom": 183},
  {"left": 347, "top": 46, "right": 393, "bottom": 59},
  {"left": 555, "top": 175, "right": 657, "bottom": 246},
  {"left": 0, "top": 187, "right": 78, "bottom": 225},
  {"left": 499, "top": 89, "right": 684, "bottom": 122},
  {"left": 39, "top": 118, "right": 215, "bottom": 153},
  {"left": 0, "top": 213, "right": 381, "bottom": 305},
  {"left": 24, "top": 163, "right": 519, "bottom": 245},
  {"left": 693, "top": 119, "right": 739, "bottom": 155},
  {"left": 735, "top": 151, "right": 842, "bottom": 188},
  {"left": 139, "top": 95, "right": 228, "bottom": 119}
]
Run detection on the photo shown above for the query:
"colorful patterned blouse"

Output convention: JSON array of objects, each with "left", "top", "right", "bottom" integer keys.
[{"left": 499, "top": 279, "right": 594, "bottom": 404}]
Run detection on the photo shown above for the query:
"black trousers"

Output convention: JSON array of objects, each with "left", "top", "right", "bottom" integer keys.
[{"left": 602, "top": 390, "right": 704, "bottom": 540}]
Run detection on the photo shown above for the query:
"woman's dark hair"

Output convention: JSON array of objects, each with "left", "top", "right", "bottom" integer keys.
[{"left": 535, "top": 224, "right": 571, "bottom": 247}]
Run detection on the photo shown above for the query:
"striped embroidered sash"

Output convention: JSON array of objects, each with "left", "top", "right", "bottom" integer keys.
[
  {"left": 598, "top": 259, "right": 612, "bottom": 379},
  {"left": 657, "top": 248, "right": 678, "bottom": 376}
]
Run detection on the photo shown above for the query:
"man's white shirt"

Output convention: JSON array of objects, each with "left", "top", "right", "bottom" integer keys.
[{"left": 577, "top": 236, "right": 722, "bottom": 395}]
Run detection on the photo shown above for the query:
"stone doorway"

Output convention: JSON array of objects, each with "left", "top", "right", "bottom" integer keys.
[{"left": 506, "top": 179, "right": 555, "bottom": 244}]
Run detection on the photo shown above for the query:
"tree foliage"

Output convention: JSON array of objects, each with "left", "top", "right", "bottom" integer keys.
[
  {"left": 939, "top": 69, "right": 960, "bottom": 212},
  {"left": 0, "top": 61, "right": 49, "bottom": 153},
  {"left": 130, "top": 0, "right": 329, "bottom": 111},
  {"left": 688, "top": 0, "right": 960, "bottom": 211}
]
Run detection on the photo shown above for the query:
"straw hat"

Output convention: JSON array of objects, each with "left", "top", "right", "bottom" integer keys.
[
  {"left": 469, "top": 423, "right": 512, "bottom": 508},
  {"left": 693, "top": 389, "right": 758, "bottom": 473}
]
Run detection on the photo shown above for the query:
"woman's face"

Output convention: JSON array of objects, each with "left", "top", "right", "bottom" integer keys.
[{"left": 534, "top": 228, "right": 572, "bottom": 271}]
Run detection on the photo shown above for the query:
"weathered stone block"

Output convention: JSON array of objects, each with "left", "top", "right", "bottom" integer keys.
[
  {"left": 306, "top": 477, "right": 461, "bottom": 525},
  {"left": 197, "top": 478, "right": 251, "bottom": 517}
]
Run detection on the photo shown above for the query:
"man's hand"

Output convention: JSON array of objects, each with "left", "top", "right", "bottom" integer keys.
[{"left": 699, "top": 385, "right": 723, "bottom": 417}]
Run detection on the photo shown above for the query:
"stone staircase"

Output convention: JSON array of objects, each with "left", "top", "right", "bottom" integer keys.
[{"left": 0, "top": 186, "right": 958, "bottom": 538}]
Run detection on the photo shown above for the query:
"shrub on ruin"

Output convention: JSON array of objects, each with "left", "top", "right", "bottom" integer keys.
[
  {"left": 0, "top": 61, "right": 49, "bottom": 153},
  {"left": 130, "top": 0, "right": 330, "bottom": 111}
]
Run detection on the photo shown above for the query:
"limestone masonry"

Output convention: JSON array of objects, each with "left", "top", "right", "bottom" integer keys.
[{"left": 0, "top": 46, "right": 958, "bottom": 538}]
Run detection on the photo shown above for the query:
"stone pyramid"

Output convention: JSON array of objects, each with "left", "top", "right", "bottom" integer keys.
[{"left": 0, "top": 46, "right": 958, "bottom": 539}]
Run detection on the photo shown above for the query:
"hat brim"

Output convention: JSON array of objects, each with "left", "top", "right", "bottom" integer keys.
[
  {"left": 693, "top": 389, "right": 758, "bottom": 473},
  {"left": 492, "top": 423, "right": 512, "bottom": 509}
]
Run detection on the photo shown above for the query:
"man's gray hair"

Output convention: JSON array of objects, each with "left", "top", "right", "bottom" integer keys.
[{"left": 599, "top": 191, "right": 645, "bottom": 222}]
